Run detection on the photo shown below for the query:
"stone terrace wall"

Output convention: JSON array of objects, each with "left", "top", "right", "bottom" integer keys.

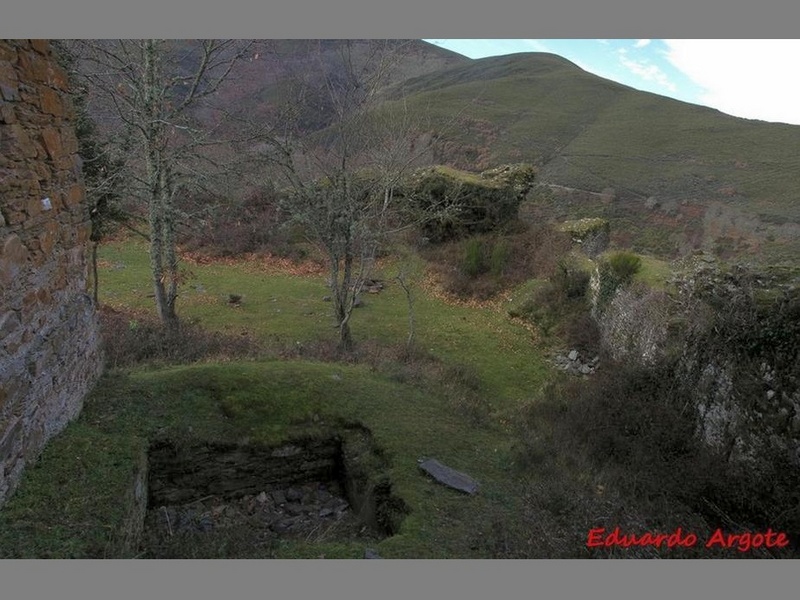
[{"left": 0, "top": 40, "right": 102, "bottom": 507}]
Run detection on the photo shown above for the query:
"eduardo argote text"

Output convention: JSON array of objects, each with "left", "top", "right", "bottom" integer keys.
[{"left": 586, "top": 527, "right": 791, "bottom": 553}]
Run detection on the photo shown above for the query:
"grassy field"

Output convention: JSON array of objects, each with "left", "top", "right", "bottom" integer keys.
[
  {"left": 98, "top": 239, "right": 550, "bottom": 413},
  {"left": 0, "top": 239, "right": 559, "bottom": 558}
]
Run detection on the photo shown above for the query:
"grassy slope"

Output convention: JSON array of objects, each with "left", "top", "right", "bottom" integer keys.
[
  {"left": 387, "top": 52, "right": 800, "bottom": 262},
  {"left": 395, "top": 53, "right": 624, "bottom": 164},
  {"left": 0, "top": 360, "right": 525, "bottom": 558},
  {"left": 554, "top": 91, "right": 800, "bottom": 214},
  {"left": 397, "top": 52, "right": 800, "bottom": 215}
]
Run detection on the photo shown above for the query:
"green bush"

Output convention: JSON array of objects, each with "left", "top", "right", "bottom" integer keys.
[
  {"left": 508, "top": 282, "right": 561, "bottom": 336},
  {"left": 400, "top": 164, "right": 535, "bottom": 243},
  {"left": 595, "top": 251, "right": 642, "bottom": 310},
  {"left": 607, "top": 251, "right": 642, "bottom": 284},
  {"left": 552, "top": 258, "right": 591, "bottom": 300},
  {"left": 489, "top": 238, "right": 511, "bottom": 277},
  {"left": 461, "top": 238, "right": 486, "bottom": 277},
  {"left": 508, "top": 261, "right": 590, "bottom": 337}
]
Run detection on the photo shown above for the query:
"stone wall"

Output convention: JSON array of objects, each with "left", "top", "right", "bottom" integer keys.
[
  {"left": 148, "top": 438, "right": 343, "bottom": 506},
  {"left": 0, "top": 40, "right": 103, "bottom": 507}
]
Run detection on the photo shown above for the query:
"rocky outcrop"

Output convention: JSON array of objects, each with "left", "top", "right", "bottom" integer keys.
[
  {"left": 552, "top": 349, "right": 600, "bottom": 376},
  {"left": 594, "top": 285, "right": 672, "bottom": 365},
  {"left": 0, "top": 40, "right": 102, "bottom": 507}
]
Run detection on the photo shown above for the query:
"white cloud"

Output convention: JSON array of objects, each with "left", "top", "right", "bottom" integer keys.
[
  {"left": 663, "top": 39, "right": 800, "bottom": 125},
  {"left": 617, "top": 48, "right": 677, "bottom": 93},
  {"left": 634, "top": 39, "right": 651, "bottom": 48}
]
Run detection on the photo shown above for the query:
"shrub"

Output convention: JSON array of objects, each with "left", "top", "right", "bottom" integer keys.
[
  {"left": 606, "top": 251, "right": 642, "bottom": 284},
  {"left": 563, "top": 312, "right": 602, "bottom": 357},
  {"left": 179, "top": 186, "right": 301, "bottom": 259},
  {"left": 595, "top": 251, "right": 642, "bottom": 311},
  {"left": 461, "top": 238, "right": 486, "bottom": 278},
  {"left": 509, "top": 275, "right": 589, "bottom": 339},
  {"left": 99, "top": 307, "right": 264, "bottom": 369},
  {"left": 422, "top": 225, "right": 574, "bottom": 301},
  {"left": 507, "top": 258, "right": 591, "bottom": 336},
  {"left": 567, "top": 362, "right": 699, "bottom": 476},
  {"left": 552, "top": 258, "right": 591, "bottom": 300},
  {"left": 399, "top": 164, "right": 536, "bottom": 243},
  {"left": 504, "top": 377, "right": 733, "bottom": 559},
  {"left": 459, "top": 236, "right": 511, "bottom": 280},
  {"left": 508, "top": 282, "right": 562, "bottom": 336},
  {"left": 489, "top": 238, "right": 511, "bottom": 277}
]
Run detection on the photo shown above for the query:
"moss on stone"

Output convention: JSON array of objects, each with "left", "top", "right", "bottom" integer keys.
[
  {"left": 557, "top": 218, "right": 610, "bottom": 239},
  {"left": 400, "top": 163, "right": 536, "bottom": 242}
]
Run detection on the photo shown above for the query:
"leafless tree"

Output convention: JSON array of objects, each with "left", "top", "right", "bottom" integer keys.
[
  {"left": 64, "top": 39, "right": 256, "bottom": 330},
  {"left": 257, "top": 40, "right": 438, "bottom": 351}
]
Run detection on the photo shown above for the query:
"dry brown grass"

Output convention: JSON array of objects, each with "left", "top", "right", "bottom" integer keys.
[
  {"left": 419, "top": 224, "right": 572, "bottom": 302},
  {"left": 99, "top": 306, "right": 266, "bottom": 369}
]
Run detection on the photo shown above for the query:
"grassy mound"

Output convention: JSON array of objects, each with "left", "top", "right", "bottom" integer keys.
[{"left": 0, "top": 361, "right": 528, "bottom": 558}]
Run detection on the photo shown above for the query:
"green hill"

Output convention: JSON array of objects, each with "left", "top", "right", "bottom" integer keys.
[
  {"left": 385, "top": 51, "right": 800, "bottom": 263},
  {"left": 74, "top": 41, "right": 800, "bottom": 263}
]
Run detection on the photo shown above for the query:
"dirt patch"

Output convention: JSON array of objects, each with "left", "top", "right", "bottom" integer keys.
[{"left": 141, "top": 479, "right": 375, "bottom": 557}]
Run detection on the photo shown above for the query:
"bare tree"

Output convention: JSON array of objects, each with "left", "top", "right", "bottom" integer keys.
[
  {"left": 394, "top": 265, "right": 417, "bottom": 355},
  {"left": 259, "top": 40, "right": 435, "bottom": 351},
  {"left": 65, "top": 39, "right": 255, "bottom": 330}
]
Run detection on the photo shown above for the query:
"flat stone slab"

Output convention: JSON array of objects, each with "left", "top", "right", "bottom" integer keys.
[{"left": 418, "top": 458, "right": 479, "bottom": 495}]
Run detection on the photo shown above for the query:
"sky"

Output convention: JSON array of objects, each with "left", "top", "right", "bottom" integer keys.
[{"left": 424, "top": 39, "right": 800, "bottom": 126}]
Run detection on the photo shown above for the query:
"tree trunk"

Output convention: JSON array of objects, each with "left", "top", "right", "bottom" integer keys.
[
  {"left": 338, "top": 240, "right": 356, "bottom": 352},
  {"left": 150, "top": 186, "right": 179, "bottom": 332},
  {"left": 338, "top": 320, "right": 354, "bottom": 352},
  {"left": 144, "top": 39, "right": 179, "bottom": 333},
  {"left": 91, "top": 240, "right": 99, "bottom": 305},
  {"left": 396, "top": 272, "right": 415, "bottom": 356},
  {"left": 162, "top": 166, "right": 180, "bottom": 330},
  {"left": 331, "top": 254, "right": 355, "bottom": 353}
]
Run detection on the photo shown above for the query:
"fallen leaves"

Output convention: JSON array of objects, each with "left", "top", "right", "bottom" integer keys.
[{"left": 182, "top": 251, "right": 327, "bottom": 277}]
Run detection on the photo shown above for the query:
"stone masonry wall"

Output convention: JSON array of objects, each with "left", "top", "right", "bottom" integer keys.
[{"left": 0, "top": 40, "right": 103, "bottom": 507}]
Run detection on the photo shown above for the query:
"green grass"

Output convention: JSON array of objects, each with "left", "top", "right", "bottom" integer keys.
[
  {"left": 631, "top": 254, "right": 673, "bottom": 290},
  {"left": 0, "top": 420, "right": 149, "bottom": 558},
  {"left": 0, "top": 360, "right": 529, "bottom": 558},
  {"left": 99, "top": 240, "right": 548, "bottom": 413},
  {"left": 0, "top": 240, "right": 556, "bottom": 558}
]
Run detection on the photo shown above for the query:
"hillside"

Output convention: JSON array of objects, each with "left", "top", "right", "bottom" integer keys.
[
  {"left": 174, "top": 39, "right": 471, "bottom": 130},
  {"left": 386, "top": 52, "right": 800, "bottom": 263},
  {"left": 72, "top": 41, "right": 800, "bottom": 264}
]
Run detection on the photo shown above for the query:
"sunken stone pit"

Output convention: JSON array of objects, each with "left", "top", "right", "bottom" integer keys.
[{"left": 139, "top": 428, "right": 408, "bottom": 558}]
